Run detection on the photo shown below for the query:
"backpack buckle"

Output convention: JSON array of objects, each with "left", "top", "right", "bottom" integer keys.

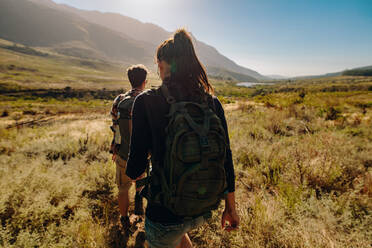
[
  {"left": 200, "top": 136, "right": 209, "bottom": 146},
  {"left": 200, "top": 136, "right": 211, "bottom": 154}
]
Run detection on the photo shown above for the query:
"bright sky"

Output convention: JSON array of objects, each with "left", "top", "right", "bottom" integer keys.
[{"left": 53, "top": 0, "right": 372, "bottom": 77}]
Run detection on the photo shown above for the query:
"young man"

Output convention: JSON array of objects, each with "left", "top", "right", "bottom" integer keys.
[{"left": 110, "top": 64, "right": 148, "bottom": 231}]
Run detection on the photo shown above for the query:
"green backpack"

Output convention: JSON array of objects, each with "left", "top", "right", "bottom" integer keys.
[
  {"left": 110, "top": 89, "right": 140, "bottom": 159},
  {"left": 154, "top": 84, "right": 228, "bottom": 217},
  {"left": 117, "top": 93, "right": 136, "bottom": 120}
]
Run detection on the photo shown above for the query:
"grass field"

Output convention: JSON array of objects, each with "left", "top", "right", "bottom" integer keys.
[{"left": 0, "top": 44, "right": 371, "bottom": 247}]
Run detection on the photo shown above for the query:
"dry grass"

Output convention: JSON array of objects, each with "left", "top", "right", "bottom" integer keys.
[
  {"left": 1, "top": 79, "right": 372, "bottom": 247},
  {"left": 203, "top": 102, "right": 372, "bottom": 248},
  {"left": 0, "top": 116, "right": 119, "bottom": 247}
]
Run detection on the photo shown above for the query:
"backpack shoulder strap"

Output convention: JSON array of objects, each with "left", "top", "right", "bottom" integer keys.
[
  {"left": 209, "top": 95, "right": 217, "bottom": 112},
  {"left": 160, "top": 84, "right": 176, "bottom": 104},
  {"left": 136, "top": 85, "right": 177, "bottom": 200}
]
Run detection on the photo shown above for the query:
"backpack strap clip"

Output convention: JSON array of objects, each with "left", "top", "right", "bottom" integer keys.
[{"left": 200, "top": 136, "right": 211, "bottom": 154}]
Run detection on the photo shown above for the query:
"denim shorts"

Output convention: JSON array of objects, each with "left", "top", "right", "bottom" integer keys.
[{"left": 145, "top": 216, "right": 206, "bottom": 248}]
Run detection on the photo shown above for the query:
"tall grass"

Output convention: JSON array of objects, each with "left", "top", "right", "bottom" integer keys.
[
  {"left": 1, "top": 78, "right": 371, "bottom": 247},
  {"left": 191, "top": 95, "right": 371, "bottom": 248},
  {"left": 0, "top": 117, "right": 120, "bottom": 247}
]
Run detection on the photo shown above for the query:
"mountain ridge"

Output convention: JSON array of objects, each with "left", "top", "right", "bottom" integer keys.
[
  {"left": 25, "top": 0, "right": 267, "bottom": 80},
  {"left": 0, "top": 0, "right": 154, "bottom": 65},
  {"left": 291, "top": 65, "right": 372, "bottom": 79}
]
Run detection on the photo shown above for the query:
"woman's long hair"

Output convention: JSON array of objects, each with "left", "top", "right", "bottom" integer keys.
[{"left": 156, "top": 28, "right": 213, "bottom": 95}]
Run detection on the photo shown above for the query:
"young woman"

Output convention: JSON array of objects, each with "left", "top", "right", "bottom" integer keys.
[{"left": 126, "top": 29, "right": 239, "bottom": 248}]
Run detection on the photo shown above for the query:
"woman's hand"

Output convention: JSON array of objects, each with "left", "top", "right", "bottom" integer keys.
[
  {"left": 221, "top": 209, "right": 239, "bottom": 232},
  {"left": 221, "top": 192, "right": 240, "bottom": 232}
]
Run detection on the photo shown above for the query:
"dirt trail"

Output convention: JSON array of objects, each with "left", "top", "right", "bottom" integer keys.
[
  {"left": 1, "top": 113, "right": 106, "bottom": 129},
  {"left": 108, "top": 214, "right": 146, "bottom": 248},
  {"left": 224, "top": 100, "right": 262, "bottom": 111}
]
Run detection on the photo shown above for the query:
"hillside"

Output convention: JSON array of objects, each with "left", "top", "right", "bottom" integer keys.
[
  {"left": 208, "top": 67, "right": 259, "bottom": 82},
  {"left": 24, "top": 0, "right": 266, "bottom": 80},
  {"left": 343, "top": 66, "right": 372, "bottom": 76},
  {"left": 265, "top": 74, "right": 288, "bottom": 80},
  {"left": 292, "top": 72, "right": 342, "bottom": 80},
  {"left": 292, "top": 65, "right": 372, "bottom": 80},
  {"left": 0, "top": 0, "right": 155, "bottom": 65}
]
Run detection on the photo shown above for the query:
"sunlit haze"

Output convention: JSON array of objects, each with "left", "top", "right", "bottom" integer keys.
[{"left": 53, "top": 0, "right": 372, "bottom": 77}]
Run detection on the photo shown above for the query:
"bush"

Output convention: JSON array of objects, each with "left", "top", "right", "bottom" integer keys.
[
  {"left": 1, "top": 110, "right": 9, "bottom": 117},
  {"left": 325, "top": 107, "right": 341, "bottom": 120}
]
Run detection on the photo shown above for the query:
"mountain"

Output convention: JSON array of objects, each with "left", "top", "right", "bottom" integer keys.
[
  {"left": 52, "top": 3, "right": 170, "bottom": 47},
  {"left": 207, "top": 67, "right": 259, "bottom": 82},
  {"left": 0, "top": 0, "right": 155, "bottom": 65},
  {"left": 28, "top": 0, "right": 268, "bottom": 80},
  {"left": 292, "top": 72, "right": 342, "bottom": 80},
  {"left": 290, "top": 65, "right": 372, "bottom": 80},
  {"left": 291, "top": 65, "right": 372, "bottom": 80},
  {"left": 1, "top": 0, "right": 266, "bottom": 80},
  {"left": 52, "top": 2, "right": 267, "bottom": 80},
  {"left": 265, "top": 74, "right": 288, "bottom": 80}
]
